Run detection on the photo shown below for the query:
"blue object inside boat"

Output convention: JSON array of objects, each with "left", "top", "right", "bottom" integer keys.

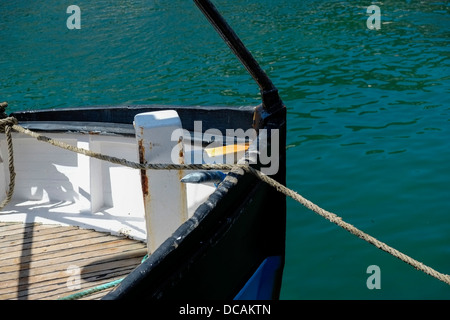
[{"left": 234, "top": 256, "right": 282, "bottom": 300}]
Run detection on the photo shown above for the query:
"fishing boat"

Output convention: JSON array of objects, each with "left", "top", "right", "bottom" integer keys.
[{"left": 0, "top": 0, "right": 286, "bottom": 300}]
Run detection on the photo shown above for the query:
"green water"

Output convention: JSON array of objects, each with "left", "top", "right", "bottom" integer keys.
[{"left": 1, "top": 0, "right": 449, "bottom": 299}]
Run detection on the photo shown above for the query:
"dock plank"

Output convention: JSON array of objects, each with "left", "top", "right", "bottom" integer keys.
[{"left": 0, "top": 222, "right": 147, "bottom": 300}]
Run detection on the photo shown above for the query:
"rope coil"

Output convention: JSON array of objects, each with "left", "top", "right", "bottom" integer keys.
[{"left": 1, "top": 117, "right": 450, "bottom": 288}]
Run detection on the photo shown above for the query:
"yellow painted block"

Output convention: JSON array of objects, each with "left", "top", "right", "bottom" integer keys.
[{"left": 205, "top": 143, "right": 250, "bottom": 157}]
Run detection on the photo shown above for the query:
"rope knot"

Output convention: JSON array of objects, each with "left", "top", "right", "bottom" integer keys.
[
  {"left": 0, "top": 101, "right": 8, "bottom": 118},
  {"left": 0, "top": 117, "right": 18, "bottom": 133}
]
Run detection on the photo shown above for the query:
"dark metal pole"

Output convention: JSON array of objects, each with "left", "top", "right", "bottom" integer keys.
[{"left": 193, "top": 0, "right": 283, "bottom": 113}]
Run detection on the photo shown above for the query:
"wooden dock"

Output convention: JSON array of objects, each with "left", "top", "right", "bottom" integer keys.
[{"left": 0, "top": 222, "right": 147, "bottom": 300}]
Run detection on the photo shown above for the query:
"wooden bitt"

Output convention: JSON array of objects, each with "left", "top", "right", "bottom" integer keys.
[{"left": 0, "top": 222, "right": 146, "bottom": 300}]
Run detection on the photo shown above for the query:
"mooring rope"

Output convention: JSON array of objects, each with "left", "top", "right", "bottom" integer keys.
[
  {"left": 0, "top": 117, "right": 17, "bottom": 211},
  {"left": 1, "top": 116, "right": 450, "bottom": 288}
]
